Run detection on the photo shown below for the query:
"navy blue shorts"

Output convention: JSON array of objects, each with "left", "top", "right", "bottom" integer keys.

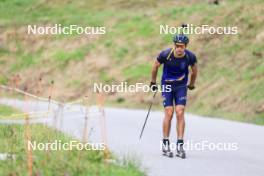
[{"left": 161, "top": 86, "right": 187, "bottom": 107}]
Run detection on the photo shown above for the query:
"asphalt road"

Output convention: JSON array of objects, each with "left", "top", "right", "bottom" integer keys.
[{"left": 1, "top": 99, "right": 264, "bottom": 176}]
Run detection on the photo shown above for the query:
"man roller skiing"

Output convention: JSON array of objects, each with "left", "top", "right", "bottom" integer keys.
[{"left": 150, "top": 34, "right": 198, "bottom": 158}]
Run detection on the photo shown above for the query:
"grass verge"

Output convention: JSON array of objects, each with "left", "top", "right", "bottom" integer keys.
[{"left": 0, "top": 124, "right": 144, "bottom": 176}]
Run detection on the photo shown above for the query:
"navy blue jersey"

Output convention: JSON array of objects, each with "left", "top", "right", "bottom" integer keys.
[{"left": 157, "top": 48, "right": 197, "bottom": 87}]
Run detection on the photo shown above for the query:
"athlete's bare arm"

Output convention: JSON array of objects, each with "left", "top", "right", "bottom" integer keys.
[
  {"left": 189, "top": 64, "right": 198, "bottom": 86},
  {"left": 151, "top": 60, "right": 161, "bottom": 83}
]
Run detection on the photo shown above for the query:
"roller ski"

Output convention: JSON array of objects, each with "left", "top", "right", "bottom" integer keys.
[
  {"left": 162, "top": 139, "right": 173, "bottom": 158},
  {"left": 176, "top": 141, "right": 186, "bottom": 159}
]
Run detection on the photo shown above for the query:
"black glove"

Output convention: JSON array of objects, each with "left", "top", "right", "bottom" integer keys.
[
  {"left": 187, "top": 85, "right": 195, "bottom": 90},
  {"left": 150, "top": 82, "right": 158, "bottom": 92}
]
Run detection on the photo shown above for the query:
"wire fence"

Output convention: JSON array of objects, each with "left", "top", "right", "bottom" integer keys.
[{"left": 0, "top": 77, "right": 110, "bottom": 175}]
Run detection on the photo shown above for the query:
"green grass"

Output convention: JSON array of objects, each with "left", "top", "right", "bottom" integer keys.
[
  {"left": 113, "top": 16, "right": 155, "bottom": 38},
  {"left": 54, "top": 48, "right": 86, "bottom": 67},
  {"left": 0, "top": 104, "right": 22, "bottom": 119},
  {"left": 0, "top": 124, "right": 144, "bottom": 176},
  {"left": 99, "top": 70, "right": 115, "bottom": 83},
  {"left": 0, "top": 0, "right": 264, "bottom": 125},
  {"left": 123, "top": 64, "right": 151, "bottom": 81},
  {"left": 11, "top": 52, "right": 40, "bottom": 71},
  {"left": 188, "top": 105, "right": 264, "bottom": 125},
  {"left": 113, "top": 47, "right": 129, "bottom": 62},
  {"left": 0, "top": 75, "right": 8, "bottom": 84}
]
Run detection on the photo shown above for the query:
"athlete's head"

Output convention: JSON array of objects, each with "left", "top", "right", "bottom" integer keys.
[{"left": 173, "top": 34, "right": 189, "bottom": 56}]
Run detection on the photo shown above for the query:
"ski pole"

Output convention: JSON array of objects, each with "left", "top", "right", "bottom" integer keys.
[{"left": 139, "top": 90, "right": 157, "bottom": 140}]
